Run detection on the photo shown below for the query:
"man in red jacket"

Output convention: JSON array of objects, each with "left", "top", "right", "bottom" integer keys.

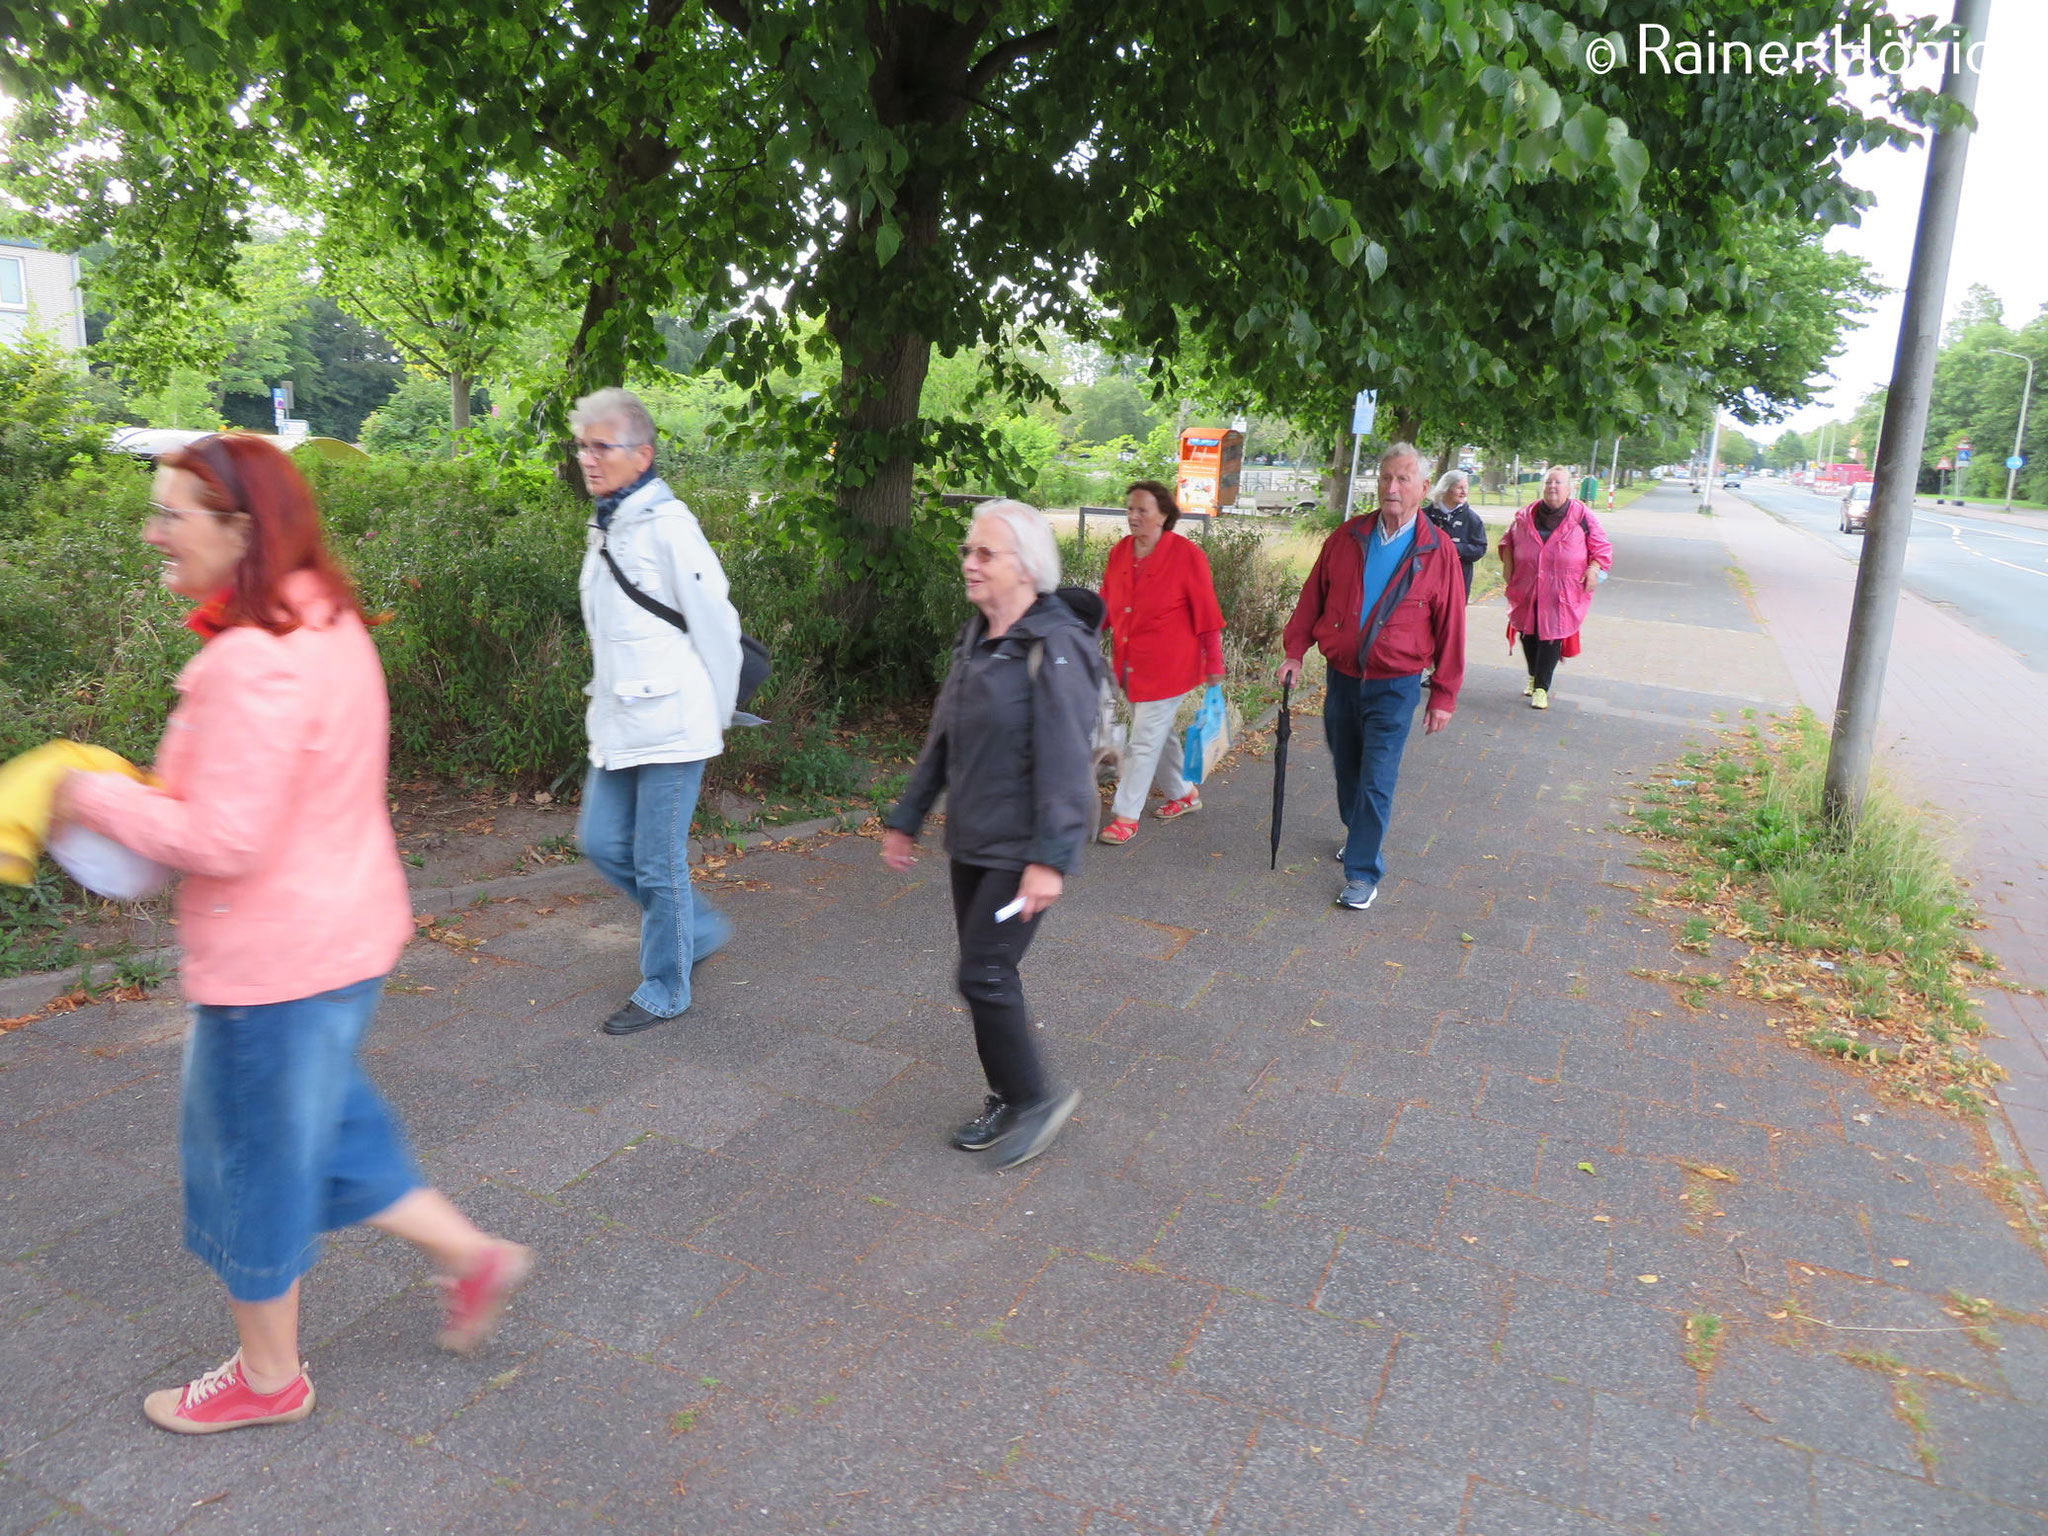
[{"left": 1277, "top": 442, "right": 1466, "bottom": 909}]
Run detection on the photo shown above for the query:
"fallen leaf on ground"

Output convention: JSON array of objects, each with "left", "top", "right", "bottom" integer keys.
[
  {"left": 1576, "top": 1162, "right": 1597, "bottom": 1174},
  {"left": 1592, "top": 1215, "right": 1611, "bottom": 1224},
  {"left": 1890, "top": 1258, "right": 1911, "bottom": 1268},
  {"left": 1637, "top": 1275, "right": 1659, "bottom": 1284},
  {"left": 1688, "top": 1165, "right": 1737, "bottom": 1182},
  {"left": 1308, "top": 1018, "right": 1328, "bottom": 1028},
  {"left": 1460, "top": 933, "right": 1475, "bottom": 944}
]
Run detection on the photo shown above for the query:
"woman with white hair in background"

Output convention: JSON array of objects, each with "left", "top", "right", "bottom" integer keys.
[
  {"left": 881, "top": 501, "right": 1106, "bottom": 1169},
  {"left": 1423, "top": 468, "right": 1489, "bottom": 596}
]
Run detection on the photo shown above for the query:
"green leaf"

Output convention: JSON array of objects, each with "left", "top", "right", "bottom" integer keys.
[
  {"left": 873, "top": 218, "right": 902, "bottom": 267},
  {"left": 1362, "top": 241, "right": 1388, "bottom": 282},
  {"left": 1577, "top": 1162, "right": 1596, "bottom": 1175}
]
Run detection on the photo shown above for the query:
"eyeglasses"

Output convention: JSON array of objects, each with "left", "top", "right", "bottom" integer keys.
[
  {"left": 146, "top": 501, "right": 239, "bottom": 528},
  {"left": 573, "top": 438, "right": 642, "bottom": 460},
  {"left": 958, "top": 542, "right": 1011, "bottom": 565}
]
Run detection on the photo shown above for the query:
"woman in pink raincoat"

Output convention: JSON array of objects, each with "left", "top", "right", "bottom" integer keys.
[{"left": 1497, "top": 466, "right": 1613, "bottom": 710}]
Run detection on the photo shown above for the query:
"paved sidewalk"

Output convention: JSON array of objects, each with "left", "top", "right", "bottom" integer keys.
[{"left": 6, "top": 516, "right": 2048, "bottom": 1533}]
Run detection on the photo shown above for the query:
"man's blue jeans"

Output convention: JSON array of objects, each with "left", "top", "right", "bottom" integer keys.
[
  {"left": 1323, "top": 671, "right": 1423, "bottom": 888},
  {"left": 578, "top": 759, "right": 731, "bottom": 1018}
]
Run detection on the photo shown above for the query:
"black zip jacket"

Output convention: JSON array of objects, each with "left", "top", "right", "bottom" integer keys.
[
  {"left": 1424, "top": 500, "right": 1489, "bottom": 594},
  {"left": 886, "top": 588, "right": 1107, "bottom": 876}
]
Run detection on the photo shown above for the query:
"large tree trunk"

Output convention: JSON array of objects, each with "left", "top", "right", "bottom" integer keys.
[{"left": 1322, "top": 429, "right": 1352, "bottom": 518}]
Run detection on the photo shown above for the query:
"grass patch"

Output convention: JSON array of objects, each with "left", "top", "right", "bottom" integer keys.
[
  {"left": 1682, "top": 1312, "right": 1726, "bottom": 1375},
  {"left": 1624, "top": 712, "right": 2001, "bottom": 1114}
]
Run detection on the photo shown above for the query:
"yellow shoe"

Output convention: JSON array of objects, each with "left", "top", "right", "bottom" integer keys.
[
  {"left": 1522, "top": 677, "right": 1534, "bottom": 697},
  {"left": 1531, "top": 688, "right": 1549, "bottom": 710}
]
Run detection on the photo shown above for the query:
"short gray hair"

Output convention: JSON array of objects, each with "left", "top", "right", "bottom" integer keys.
[
  {"left": 568, "top": 387, "right": 656, "bottom": 447},
  {"left": 1378, "top": 441, "right": 1426, "bottom": 475},
  {"left": 972, "top": 499, "right": 1060, "bottom": 595},
  {"left": 1431, "top": 469, "right": 1469, "bottom": 500}
]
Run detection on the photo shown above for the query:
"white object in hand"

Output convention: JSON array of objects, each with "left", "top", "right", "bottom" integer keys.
[
  {"left": 994, "top": 895, "right": 1026, "bottom": 923},
  {"left": 46, "top": 824, "right": 172, "bottom": 902}
]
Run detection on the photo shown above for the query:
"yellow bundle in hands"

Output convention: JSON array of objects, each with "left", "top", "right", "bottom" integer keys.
[{"left": 0, "top": 740, "right": 145, "bottom": 885}]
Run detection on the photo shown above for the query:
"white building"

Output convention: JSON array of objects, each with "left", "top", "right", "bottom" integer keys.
[{"left": 0, "top": 239, "right": 88, "bottom": 351}]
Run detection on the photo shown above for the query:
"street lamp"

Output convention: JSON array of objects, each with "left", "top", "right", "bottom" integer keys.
[{"left": 1986, "top": 348, "right": 2036, "bottom": 513}]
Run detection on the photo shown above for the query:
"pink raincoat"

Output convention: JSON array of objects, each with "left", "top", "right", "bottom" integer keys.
[{"left": 1500, "top": 499, "right": 1613, "bottom": 642}]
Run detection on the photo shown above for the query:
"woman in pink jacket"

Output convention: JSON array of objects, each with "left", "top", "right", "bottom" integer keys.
[
  {"left": 55, "top": 435, "right": 528, "bottom": 1435},
  {"left": 1497, "top": 466, "right": 1613, "bottom": 710}
]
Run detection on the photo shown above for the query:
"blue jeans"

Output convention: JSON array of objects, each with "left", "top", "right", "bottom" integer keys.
[
  {"left": 1323, "top": 671, "right": 1423, "bottom": 887},
  {"left": 579, "top": 759, "right": 731, "bottom": 1018},
  {"left": 183, "top": 976, "right": 422, "bottom": 1302}
]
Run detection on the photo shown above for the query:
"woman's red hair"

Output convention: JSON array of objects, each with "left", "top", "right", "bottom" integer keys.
[{"left": 159, "top": 433, "right": 363, "bottom": 634}]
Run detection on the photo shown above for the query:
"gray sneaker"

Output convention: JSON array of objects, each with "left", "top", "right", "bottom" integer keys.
[
  {"left": 991, "top": 1090, "right": 1081, "bottom": 1170},
  {"left": 1336, "top": 880, "right": 1378, "bottom": 910}
]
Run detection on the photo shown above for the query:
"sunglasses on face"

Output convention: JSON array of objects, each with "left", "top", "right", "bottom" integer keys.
[{"left": 959, "top": 542, "right": 1011, "bottom": 565}]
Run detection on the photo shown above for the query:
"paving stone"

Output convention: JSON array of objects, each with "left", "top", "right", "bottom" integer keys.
[
  {"left": 427, "top": 1336, "right": 710, "bottom": 1522},
  {"left": 991, "top": 1161, "right": 1182, "bottom": 1261},
  {"left": 1285, "top": 1147, "right": 1451, "bottom": 1242},
  {"left": 1476, "top": 1073, "right": 1625, "bottom": 1148},
  {"left": 1368, "top": 1335, "right": 1590, "bottom": 1506},
  {"left": 653, "top": 1272, "right": 894, "bottom": 1406},
  {"left": 1383, "top": 1105, "right": 1544, "bottom": 1191},
  {"left": 1787, "top": 1271, "right": 2004, "bottom": 1383},
  {"left": 1147, "top": 1200, "right": 1343, "bottom": 1304},
  {"left": 1863, "top": 1213, "right": 2048, "bottom": 1315},
  {"left": 1119, "top": 1114, "right": 1304, "bottom": 1199},
  {"left": 1813, "top": 1446, "right": 2043, "bottom": 1535},
  {"left": 1016, "top": 1363, "right": 1256, "bottom": 1532},
  {"left": 306, "top": 1299, "right": 558, "bottom": 1440},
  {"left": 1239, "top": 1080, "right": 1395, "bottom": 1153},
  {"left": 1557, "top": 1043, "right": 1694, "bottom": 1106},
  {"left": 1701, "top": 1333, "right": 1925, "bottom": 1474},
  {"left": 1315, "top": 1236, "right": 1510, "bottom": 1350},
  {"left": 834, "top": 1214, "right": 1045, "bottom": 1330},
  {"left": 1709, "top": 1182, "right": 1877, "bottom": 1277},
  {"left": 514, "top": 1227, "right": 747, "bottom": 1354},
  {"left": 745, "top": 1034, "right": 914, "bottom": 1108},
  {"left": 1582, "top": 1390, "right": 1814, "bottom": 1535},
  {"left": 423, "top": 1097, "right": 646, "bottom": 1195},
  {"left": 711, "top": 1105, "right": 903, "bottom": 1185},
  {"left": 687, "top": 1184, "right": 901, "bottom": 1284},
  {"left": 1774, "top": 1136, "right": 1945, "bottom": 1222},
  {"left": 1429, "top": 1021, "right": 1566, "bottom": 1080},
  {"left": 1619, "top": 1104, "right": 1775, "bottom": 1179},
  {"left": 0, "top": 1134, "right": 166, "bottom": 1266},
  {"left": 1499, "top": 1279, "right": 1698, "bottom": 1409},
  {"left": 1461, "top": 1482, "right": 1632, "bottom": 1535},
  {"left": 1923, "top": 1380, "right": 2048, "bottom": 1516},
  {"left": 1530, "top": 1141, "right": 1690, "bottom": 1226},
  {"left": 1000, "top": 1252, "right": 1212, "bottom": 1377},
  {"left": 1338, "top": 1046, "right": 1486, "bottom": 1110},
  {"left": 1212, "top": 1418, "right": 1471, "bottom": 1535},
  {"left": 1441, "top": 1185, "right": 1613, "bottom": 1291},
  {"left": 1177, "top": 1291, "right": 1393, "bottom": 1435}
]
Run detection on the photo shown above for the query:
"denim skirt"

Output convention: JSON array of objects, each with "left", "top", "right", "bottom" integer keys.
[{"left": 181, "top": 974, "right": 422, "bottom": 1302}]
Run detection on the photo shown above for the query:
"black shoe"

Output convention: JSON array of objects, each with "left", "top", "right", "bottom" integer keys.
[
  {"left": 949, "top": 1095, "right": 1009, "bottom": 1152},
  {"left": 990, "top": 1090, "right": 1081, "bottom": 1170},
  {"left": 601, "top": 1000, "right": 667, "bottom": 1035}
]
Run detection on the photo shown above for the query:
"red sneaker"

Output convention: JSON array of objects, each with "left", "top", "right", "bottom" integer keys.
[
  {"left": 438, "top": 1241, "right": 533, "bottom": 1355},
  {"left": 1098, "top": 817, "right": 1140, "bottom": 846},
  {"left": 143, "top": 1352, "right": 313, "bottom": 1434},
  {"left": 1155, "top": 790, "right": 1202, "bottom": 821}
]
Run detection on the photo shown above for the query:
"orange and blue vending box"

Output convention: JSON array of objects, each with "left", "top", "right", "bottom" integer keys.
[{"left": 1176, "top": 427, "right": 1243, "bottom": 514}]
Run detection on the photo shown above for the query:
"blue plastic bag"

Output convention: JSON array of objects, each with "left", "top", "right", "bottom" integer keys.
[{"left": 1181, "top": 684, "right": 1230, "bottom": 785}]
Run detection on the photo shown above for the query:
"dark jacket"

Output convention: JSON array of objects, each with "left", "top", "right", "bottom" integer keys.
[
  {"left": 1280, "top": 512, "right": 1467, "bottom": 714},
  {"left": 886, "top": 588, "right": 1107, "bottom": 876},
  {"left": 1424, "top": 499, "right": 1489, "bottom": 594}
]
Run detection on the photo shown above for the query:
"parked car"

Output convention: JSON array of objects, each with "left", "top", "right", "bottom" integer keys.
[
  {"left": 1839, "top": 482, "right": 1872, "bottom": 534},
  {"left": 1722, "top": 474, "right": 1743, "bottom": 489}
]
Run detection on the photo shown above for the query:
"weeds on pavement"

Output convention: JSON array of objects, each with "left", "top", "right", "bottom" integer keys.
[{"left": 1626, "top": 711, "right": 2002, "bottom": 1115}]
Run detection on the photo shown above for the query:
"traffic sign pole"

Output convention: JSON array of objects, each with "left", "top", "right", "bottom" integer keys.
[{"left": 1987, "top": 349, "right": 2035, "bottom": 511}]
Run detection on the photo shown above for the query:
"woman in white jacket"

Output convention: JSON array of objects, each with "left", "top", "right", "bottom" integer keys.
[{"left": 571, "top": 387, "right": 745, "bottom": 1036}]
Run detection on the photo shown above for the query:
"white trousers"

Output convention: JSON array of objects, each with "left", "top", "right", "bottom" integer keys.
[{"left": 1112, "top": 692, "right": 1193, "bottom": 821}]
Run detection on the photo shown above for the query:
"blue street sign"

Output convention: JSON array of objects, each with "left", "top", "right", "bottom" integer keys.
[
  {"left": 1351, "top": 389, "right": 1378, "bottom": 436},
  {"left": 2010, "top": 455, "right": 2028, "bottom": 471},
  {"left": 1957, "top": 447, "right": 1972, "bottom": 465}
]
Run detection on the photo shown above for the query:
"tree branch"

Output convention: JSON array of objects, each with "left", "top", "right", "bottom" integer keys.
[{"left": 962, "top": 24, "right": 1059, "bottom": 99}]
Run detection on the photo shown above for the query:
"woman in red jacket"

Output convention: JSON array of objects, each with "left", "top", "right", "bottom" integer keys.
[{"left": 1096, "top": 481, "right": 1225, "bottom": 846}]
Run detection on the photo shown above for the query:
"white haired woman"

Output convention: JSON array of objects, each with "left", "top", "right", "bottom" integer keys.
[
  {"left": 1498, "top": 466, "right": 1613, "bottom": 709},
  {"left": 880, "top": 501, "right": 1106, "bottom": 1169},
  {"left": 1423, "top": 469, "right": 1489, "bottom": 596}
]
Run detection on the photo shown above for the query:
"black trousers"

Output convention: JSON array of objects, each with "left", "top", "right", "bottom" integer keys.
[
  {"left": 949, "top": 861, "right": 1052, "bottom": 1106},
  {"left": 1522, "top": 635, "right": 1565, "bottom": 692}
]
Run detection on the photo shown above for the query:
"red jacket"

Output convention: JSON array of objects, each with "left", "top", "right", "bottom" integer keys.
[
  {"left": 1100, "top": 530, "right": 1226, "bottom": 702},
  {"left": 1282, "top": 512, "right": 1467, "bottom": 714}
]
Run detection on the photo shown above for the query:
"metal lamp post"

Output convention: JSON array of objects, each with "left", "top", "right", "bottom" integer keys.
[{"left": 1987, "top": 348, "right": 2036, "bottom": 512}]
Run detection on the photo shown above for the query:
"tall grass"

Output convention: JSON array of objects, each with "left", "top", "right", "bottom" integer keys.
[{"left": 1629, "top": 712, "right": 1999, "bottom": 1113}]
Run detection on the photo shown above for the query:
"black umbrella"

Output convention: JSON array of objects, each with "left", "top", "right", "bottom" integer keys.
[{"left": 1269, "top": 679, "right": 1293, "bottom": 870}]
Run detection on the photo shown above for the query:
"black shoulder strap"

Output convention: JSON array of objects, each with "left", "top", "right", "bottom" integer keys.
[
  {"left": 601, "top": 539, "right": 688, "bottom": 633},
  {"left": 1351, "top": 520, "right": 1424, "bottom": 671}
]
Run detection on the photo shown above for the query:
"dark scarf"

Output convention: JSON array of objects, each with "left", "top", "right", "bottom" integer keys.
[
  {"left": 593, "top": 465, "right": 659, "bottom": 530},
  {"left": 1534, "top": 499, "right": 1570, "bottom": 535}
]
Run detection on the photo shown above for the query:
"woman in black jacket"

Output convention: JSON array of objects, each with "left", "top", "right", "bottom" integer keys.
[{"left": 882, "top": 499, "right": 1105, "bottom": 1169}]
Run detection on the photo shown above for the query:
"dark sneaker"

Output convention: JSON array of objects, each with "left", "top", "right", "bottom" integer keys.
[
  {"left": 602, "top": 1000, "right": 666, "bottom": 1035},
  {"left": 1336, "top": 880, "right": 1378, "bottom": 910},
  {"left": 949, "top": 1095, "right": 1009, "bottom": 1152},
  {"left": 991, "top": 1090, "right": 1081, "bottom": 1170}
]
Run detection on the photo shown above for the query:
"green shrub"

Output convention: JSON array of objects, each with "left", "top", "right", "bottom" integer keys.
[{"left": 0, "top": 331, "right": 113, "bottom": 536}]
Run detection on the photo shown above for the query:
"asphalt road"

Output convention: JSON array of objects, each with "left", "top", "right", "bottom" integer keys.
[{"left": 1732, "top": 480, "right": 2048, "bottom": 673}]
